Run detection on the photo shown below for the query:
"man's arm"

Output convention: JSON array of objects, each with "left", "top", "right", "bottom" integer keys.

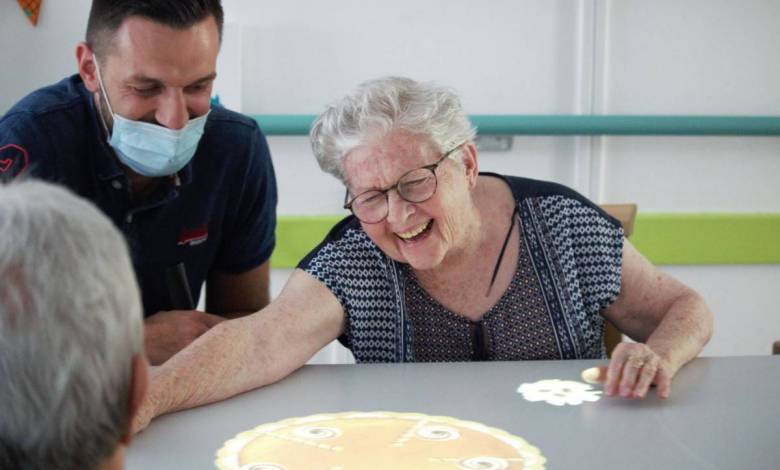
[
  {"left": 143, "top": 261, "right": 272, "bottom": 364},
  {"left": 143, "top": 310, "right": 225, "bottom": 365},
  {"left": 0, "top": 112, "right": 55, "bottom": 183},
  {"left": 599, "top": 239, "right": 713, "bottom": 399},
  {"left": 134, "top": 268, "right": 345, "bottom": 432},
  {"left": 206, "top": 260, "right": 271, "bottom": 316}
]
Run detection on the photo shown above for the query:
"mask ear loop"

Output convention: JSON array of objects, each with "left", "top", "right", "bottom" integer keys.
[
  {"left": 92, "top": 56, "right": 115, "bottom": 115},
  {"left": 92, "top": 56, "right": 118, "bottom": 139}
]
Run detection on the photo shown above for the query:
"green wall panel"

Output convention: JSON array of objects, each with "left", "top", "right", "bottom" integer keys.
[
  {"left": 272, "top": 215, "right": 344, "bottom": 268},
  {"left": 271, "top": 213, "right": 780, "bottom": 269},
  {"left": 631, "top": 213, "right": 780, "bottom": 265}
]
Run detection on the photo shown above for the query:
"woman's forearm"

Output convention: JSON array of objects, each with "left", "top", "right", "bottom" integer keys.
[
  {"left": 148, "top": 313, "right": 287, "bottom": 419},
  {"left": 139, "top": 271, "right": 346, "bottom": 428},
  {"left": 645, "top": 290, "right": 713, "bottom": 376}
]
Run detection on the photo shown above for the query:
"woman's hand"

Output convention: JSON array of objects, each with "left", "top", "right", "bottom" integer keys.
[
  {"left": 131, "top": 365, "right": 166, "bottom": 435},
  {"left": 131, "top": 400, "right": 155, "bottom": 434},
  {"left": 603, "top": 342, "right": 673, "bottom": 399},
  {"left": 583, "top": 342, "right": 675, "bottom": 399},
  {"left": 596, "top": 240, "right": 713, "bottom": 400}
]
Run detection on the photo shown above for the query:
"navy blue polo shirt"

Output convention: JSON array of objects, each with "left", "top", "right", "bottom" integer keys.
[{"left": 0, "top": 75, "right": 277, "bottom": 317}]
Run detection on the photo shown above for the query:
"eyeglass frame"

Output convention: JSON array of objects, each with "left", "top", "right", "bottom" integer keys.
[{"left": 343, "top": 143, "right": 465, "bottom": 224}]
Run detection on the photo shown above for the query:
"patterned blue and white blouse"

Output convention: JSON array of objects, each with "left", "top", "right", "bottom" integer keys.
[{"left": 299, "top": 174, "right": 624, "bottom": 363}]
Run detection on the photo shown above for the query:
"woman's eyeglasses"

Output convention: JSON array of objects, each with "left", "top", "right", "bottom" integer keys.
[{"left": 344, "top": 144, "right": 463, "bottom": 224}]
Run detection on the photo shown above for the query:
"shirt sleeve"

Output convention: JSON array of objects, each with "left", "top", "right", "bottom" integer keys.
[
  {"left": 0, "top": 112, "right": 55, "bottom": 183},
  {"left": 297, "top": 216, "right": 365, "bottom": 309},
  {"left": 213, "top": 123, "right": 278, "bottom": 273},
  {"left": 298, "top": 217, "right": 396, "bottom": 353},
  {"left": 537, "top": 194, "right": 624, "bottom": 312}
]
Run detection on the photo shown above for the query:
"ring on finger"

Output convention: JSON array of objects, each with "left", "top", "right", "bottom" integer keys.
[{"left": 628, "top": 357, "right": 645, "bottom": 368}]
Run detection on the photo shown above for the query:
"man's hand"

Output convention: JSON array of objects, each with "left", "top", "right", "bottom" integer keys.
[{"left": 144, "top": 310, "right": 225, "bottom": 365}]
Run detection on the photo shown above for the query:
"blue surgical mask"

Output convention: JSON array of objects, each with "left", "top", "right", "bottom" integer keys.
[{"left": 94, "top": 58, "right": 210, "bottom": 177}]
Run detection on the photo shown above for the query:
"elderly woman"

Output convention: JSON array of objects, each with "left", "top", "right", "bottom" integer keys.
[
  {"left": 303, "top": 76, "right": 711, "bottom": 385},
  {"left": 137, "top": 77, "right": 712, "bottom": 429}
]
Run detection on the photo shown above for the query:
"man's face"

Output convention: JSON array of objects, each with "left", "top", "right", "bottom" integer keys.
[{"left": 96, "top": 15, "right": 219, "bottom": 130}]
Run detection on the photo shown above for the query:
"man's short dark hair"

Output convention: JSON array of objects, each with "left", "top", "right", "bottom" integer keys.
[{"left": 86, "top": 0, "right": 224, "bottom": 58}]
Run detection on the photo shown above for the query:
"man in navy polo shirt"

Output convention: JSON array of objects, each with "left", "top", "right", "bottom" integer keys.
[{"left": 0, "top": 0, "right": 277, "bottom": 365}]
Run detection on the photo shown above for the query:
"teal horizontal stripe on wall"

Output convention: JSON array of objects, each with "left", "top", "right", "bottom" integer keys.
[{"left": 253, "top": 115, "right": 780, "bottom": 136}]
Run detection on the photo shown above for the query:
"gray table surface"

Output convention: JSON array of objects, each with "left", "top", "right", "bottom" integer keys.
[{"left": 126, "top": 356, "right": 780, "bottom": 469}]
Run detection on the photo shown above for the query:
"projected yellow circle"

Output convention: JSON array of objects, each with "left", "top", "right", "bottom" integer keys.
[{"left": 215, "top": 411, "right": 546, "bottom": 470}]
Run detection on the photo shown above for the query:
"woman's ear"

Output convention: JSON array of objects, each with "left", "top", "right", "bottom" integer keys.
[{"left": 460, "top": 142, "right": 479, "bottom": 188}]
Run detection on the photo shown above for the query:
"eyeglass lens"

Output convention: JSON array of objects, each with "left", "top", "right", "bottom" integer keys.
[{"left": 351, "top": 167, "right": 438, "bottom": 223}]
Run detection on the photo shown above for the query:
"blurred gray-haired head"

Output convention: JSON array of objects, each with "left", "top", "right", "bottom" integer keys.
[
  {"left": 0, "top": 180, "right": 143, "bottom": 470},
  {"left": 310, "top": 76, "right": 477, "bottom": 183}
]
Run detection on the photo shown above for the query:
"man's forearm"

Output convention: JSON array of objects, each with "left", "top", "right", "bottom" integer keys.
[{"left": 221, "top": 309, "right": 257, "bottom": 320}]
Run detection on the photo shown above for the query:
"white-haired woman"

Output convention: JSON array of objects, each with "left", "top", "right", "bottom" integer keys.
[
  {"left": 301, "top": 76, "right": 712, "bottom": 390},
  {"left": 137, "top": 77, "right": 713, "bottom": 430}
]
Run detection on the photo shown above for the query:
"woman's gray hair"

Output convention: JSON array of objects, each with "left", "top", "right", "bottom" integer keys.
[
  {"left": 0, "top": 180, "right": 143, "bottom": 470},
  {"left": 310, "top": 76, "right": 477, "bottom": 183}
]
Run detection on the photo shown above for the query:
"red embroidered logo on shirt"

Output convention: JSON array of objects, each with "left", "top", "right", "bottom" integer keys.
[
  {"left": 0, "top": 144, "right": 30, "bottom": 180},
  {"left": 178, "top": 225, "right": 208, "bottom": 246}
]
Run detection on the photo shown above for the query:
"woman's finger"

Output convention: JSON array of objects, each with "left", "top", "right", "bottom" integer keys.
[
  {"left": 632, "top": 356, "right": 659, "bottom": 398},
  {"left": 605, "top": 347, "right": 629, "bottom": 396},
  {"left": 618, "top": 354, "right": 646, "bottom": 397},
  {"left": 654, "top": 367, "right": 672, "bottom": 399}
]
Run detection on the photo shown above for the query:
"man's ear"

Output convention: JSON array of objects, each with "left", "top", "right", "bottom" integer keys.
[
  {"left": 120, "top": 354, "right": 149, "bottom": 446},
  {"left": 76, "top": 42, "right": 100, "bottom": 93},
  {"left": 460, "top": 142, "right": 479, "bottom": 188}
]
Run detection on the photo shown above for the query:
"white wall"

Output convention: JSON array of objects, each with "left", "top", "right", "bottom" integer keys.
[
  {"left": 1, "top": 1, "right": 778, "bottom": 357},
  {"left": 0, "top": 0, "right": 91, "bottom": 113},
  {"left": 225, "top": 0, "right": 780, "bottom": 358},
  {"left": 600, "top": 0, "right": 780, "bottom": 211},
  {"left": 229, "top": 1, "right": 581, "bottom": 114}
]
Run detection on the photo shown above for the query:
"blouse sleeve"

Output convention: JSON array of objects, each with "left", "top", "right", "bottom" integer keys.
[
  {"left": 537, "top": 194, "right": 624, "bottom": 312},
  {"left": 297, "top": 217, "right": 393, "bottom": 352}
]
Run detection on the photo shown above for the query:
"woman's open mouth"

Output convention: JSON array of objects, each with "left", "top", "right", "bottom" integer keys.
[{"left": 396, "top": 219, "right": 433, "bottom": 243}]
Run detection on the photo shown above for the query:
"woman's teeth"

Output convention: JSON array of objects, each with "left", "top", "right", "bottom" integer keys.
[{"left": 397, "top": 220, "right": 431, "bottom": 240}]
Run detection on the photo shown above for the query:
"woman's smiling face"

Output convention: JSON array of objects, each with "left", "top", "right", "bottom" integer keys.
[{"left": 342, "top": 131, "right": 477, "bottom": 271}]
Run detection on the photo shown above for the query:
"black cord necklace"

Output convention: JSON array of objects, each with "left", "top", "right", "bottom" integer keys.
[{"left": 485, "top": 206, "right": 519, "bottom": 297}]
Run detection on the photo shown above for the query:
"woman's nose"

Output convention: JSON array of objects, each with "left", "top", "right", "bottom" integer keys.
[{"left": 385, "top": 189, "right": 414, "bottom": 225}]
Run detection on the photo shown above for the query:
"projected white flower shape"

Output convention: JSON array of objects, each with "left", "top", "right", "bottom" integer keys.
[{"left": 517, "top": 379, "right": 602, "bottom": 406}]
